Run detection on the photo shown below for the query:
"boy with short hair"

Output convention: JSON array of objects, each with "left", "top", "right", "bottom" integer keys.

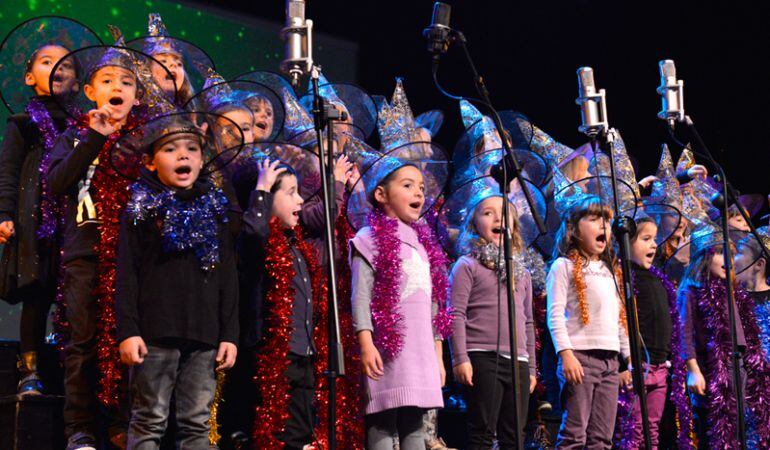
[{"left": 115, "top": 113, "right": 238, "bottom": 448}]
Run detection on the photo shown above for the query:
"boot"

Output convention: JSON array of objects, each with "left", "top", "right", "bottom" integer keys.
[{"left": 17, "top": 351, "right": 44, "bottom": 395}]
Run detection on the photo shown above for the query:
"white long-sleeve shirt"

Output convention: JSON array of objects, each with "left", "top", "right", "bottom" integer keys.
[{"left": 546, "top": 257, "right": 630, "bottom": 358}]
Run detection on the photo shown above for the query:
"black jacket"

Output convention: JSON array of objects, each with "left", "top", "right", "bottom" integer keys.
[
  {"left": 115, "top": 169, "right": 239, "bottom": 347},
  {"left": 46, "top": 125, "right": 108, "bottom": 263},
  {"left": 0, "top": 96, "right": 66, "bottom": 301}
]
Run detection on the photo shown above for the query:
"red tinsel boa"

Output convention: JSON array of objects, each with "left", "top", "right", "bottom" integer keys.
[
  {"left": 253, "top": 218, "right": 329, "bottom": 449},
  {"left": 332, "top": 200, "right": 365, "bottom": 449},
  {"left": 80, "top": 115, "right": 143, "bottom": 407}
]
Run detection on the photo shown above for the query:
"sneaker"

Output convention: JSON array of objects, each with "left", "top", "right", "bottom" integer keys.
[
  {"left": 17, "top": 372, "right": 44, "bottom": 396},
  {"left": 66, "top": 432, "right": 97, "bottom": 450}
]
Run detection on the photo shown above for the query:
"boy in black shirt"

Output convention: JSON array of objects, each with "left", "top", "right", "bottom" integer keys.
[{"left": 115, "top": 112, "right": 238, "bottom": 448}]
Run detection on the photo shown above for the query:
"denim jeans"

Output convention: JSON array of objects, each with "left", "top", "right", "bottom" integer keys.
[{"left": 126, "top": 341, "right": 217, "bottom": 449}]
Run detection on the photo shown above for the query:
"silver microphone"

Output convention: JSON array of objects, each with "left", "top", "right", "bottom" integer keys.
[
  {"left": 280, "top": 0, "right": 314, "bottom": 88},
  {"left": 657, "top": 59, "right": 685, "bottom": 126},
  {"left": 576, "top": 67, "right": 608, "bottom": 137}
]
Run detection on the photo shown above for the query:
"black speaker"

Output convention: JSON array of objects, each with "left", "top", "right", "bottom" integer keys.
[{"left": 0, "top": 394, "right": 65, "bottom": 450}]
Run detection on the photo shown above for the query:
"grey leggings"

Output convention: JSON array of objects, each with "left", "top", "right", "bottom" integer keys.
[{"left": 365, "top": 407, "right": 426, "bottom": 450}]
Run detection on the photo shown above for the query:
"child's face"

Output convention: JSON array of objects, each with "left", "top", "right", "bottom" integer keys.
[
  {"left": 248, "top": 98, "right": 274, "bottom": 141},
  {"left": 84, "top": 66, "right": 139, "bottom": 123},
  {"left": 374, "top": 165, "right": 425, "bottom": 224},
  {"left": 220, "top": 109, "right": 254, "bottom": 145},
  {"left": 146, "top": 135, "right": 203, "bottom": 190},
  {"left": 575, "top": 212, "right": 612, "bottom": 258},
  {"left": 472, "top": 196, "right": 511, "bottom": 246},
  {"left": 631, "top": 222, "right": 658, "bottom": 269},
  {"left": 272, "top": 174, "right": 303, "bottom": 228},
  {"left": 735, "top": 250, "right": 755, "bottom": 286},
  {"left": 405, "top": 127, "right": 434, "bottom": 159},
  {"left": 728, "top": 213, "right": 750, "bottom": 232},
  {"left": 25, "top": 45, "right": 78, "bottom": 96},
  {"left": 709, "top": 250, "right": 727, "bottom": 279},
  {"left": 151, "top": 53, "right": 185, "bottom": 96}
]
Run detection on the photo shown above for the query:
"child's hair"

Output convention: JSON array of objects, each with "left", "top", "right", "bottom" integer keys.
[
  {"left": 736, "top": 234, "right": 770, "bottom": 280},
  {"left": 25, "top": 43, "right": 79, "bottom": 87},
  {"left": 369, "top": 163, "right": 418, "bottom": 207},
  {"left": 552, "top": 195, "right": 614, "bottom": 264},
  {"left": 472, "top": 129, "right": 512, "bottom": 156},
  {"left": 631, "top": 216, "right": 657, "bottom": 242},
  {"left": 213, "top": 102, "right": 254, "bottom": 121},
  {"left": 679, "top": 243, "right": 733, "bottom": 294},
  {"left": 560, "top": 156, "right": 590, "bottom": 183},
  {"left": 270, "top": 162, "right": 297, "bottom": 193},
  {"left": 243, "top": 93, "right": 271, "bottom": 112},
  {"left": 456, "top": 195, "right": 523, "bottom": 256},
  {"left": 658, "top": 217, "right": 690, "bottom": 261}
]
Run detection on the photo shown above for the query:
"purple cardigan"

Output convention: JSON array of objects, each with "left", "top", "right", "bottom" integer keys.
[{"left": 450, "top": 255, "right": 536, "bottom": 376}]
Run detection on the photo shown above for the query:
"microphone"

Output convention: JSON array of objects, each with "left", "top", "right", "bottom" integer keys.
[
  {"left": 423, "top": 2, "right": 453, "bottom": 61},
  {"left": 657, "top": 59, "right": 685, "bottom": 127},
  {"left": 576, "top": 67, "right": 609, "bottom": 137},
  {"left": 280, "top": 0, "right": 314, "bottom": 88}
]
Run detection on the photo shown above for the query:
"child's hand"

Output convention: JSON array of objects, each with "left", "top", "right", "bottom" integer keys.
[
  {"left": 687, "top": 368, "right": 706, "bottom": 396},
  {"left": 361, "top": 342, "right": 384, "bottom": 380},
  {"left": 453, "top": 362, "right": 473, "bottom": 386},
  {"left": 0, "top": 220, "right": 15, "bottom": 243},
  {"left": 119, "top": 336, "right": 148, "bottom": 366},
  {"left": 638, "top": 175, "right": 659, "bottom": 190},
  {"left": 687, "top": 164, "right": 708, "bottom": 180},
  {"left": 530, "top": 375, "right": 537, "bottom": 393},
  {"left": 333, "top": 154, "right": 353, "bottom": 184},
  {"left": 216, "top": 342, "right": 237, "bottom": 370},
  {"left": 559, "top": 350, "right": 584, "bottom": 385},
  {"left": 620, "top": 370, "right": 633, "bottom": 389},
  {"left": 255, "top": 158, "right": 286, "bottom": 192},
  {"left": 88, "top": 104, "right": 120, "bottom": 136}
]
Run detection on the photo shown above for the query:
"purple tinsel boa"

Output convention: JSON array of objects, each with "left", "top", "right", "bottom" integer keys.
[
  {"left": 694, "top": 279, "right": 770, "bottom": 449},
  {"left": 615, "top": 265, "right": 693, "bottom": 449},
  {"left": 367, "top": 209, "right": 453, "bottom": 360},
  {"left": 26, "top": 97, "right": 72, "bottom": 241}
]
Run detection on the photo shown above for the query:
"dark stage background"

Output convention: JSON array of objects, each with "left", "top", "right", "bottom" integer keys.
[{"left": 220, "top": 0, "right": 769, "bottom": 205}]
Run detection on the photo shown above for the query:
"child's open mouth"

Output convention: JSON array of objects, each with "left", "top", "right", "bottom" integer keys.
[
  {"left": 52, "top": 73, "right": 63, "bottom": 83},
  {"left": 255, "top": 121, "right": 268, "bottom": 131},
  {"left": 595, "top": 234, "right": 607, "bottom": 243},
  {"left": 492, "top": 227, "right": 502, "bottom": 234},
  {"left": 409, "top": 201, "right": 421, "bottom": 210},
  {"left": 109, "top": 97, "right": 124, "bottom": 106},
  {"left": 645, "top": 251, "right": 655, "bottom": 259},
  {"left": 175, "top": 165, "right": 192, "bottom": 175}
]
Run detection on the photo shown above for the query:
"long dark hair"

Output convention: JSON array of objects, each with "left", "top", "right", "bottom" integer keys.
[{"left": 552, "top": 195, "right": 615, "bottom": 271}]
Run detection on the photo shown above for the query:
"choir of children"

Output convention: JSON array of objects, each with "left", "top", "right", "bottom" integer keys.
[{"left": 0, "top": 12, "right": 768, "bottom": 450}]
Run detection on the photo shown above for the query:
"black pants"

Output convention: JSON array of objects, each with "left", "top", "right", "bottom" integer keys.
[
  {"left": 62, "top": 257, "right": 126, "bottom": 442},
  {"left": 278, "top": 353, "right": 316, "bottom": 450},
  {"left": 19, "top": 284, "right": 53, "bottom": 353},
  {"left": 465, "top": 352, "right": 530, "bottom": 450}
]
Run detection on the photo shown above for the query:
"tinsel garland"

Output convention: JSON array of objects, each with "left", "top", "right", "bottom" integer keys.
[
  {"left": 85, "top": 114, "right": 144, "bottom": 407},
  {"left": 332, "top": 199, "right": 365, "bottom": 449},
  {"left": 755, "top": 297, "right": 770, "bottom": 364},
  {"left": 567, "top": 250, "right": 590, "bottom": 326},
  {"left": 366, "top": 209, "right": 452, "bottom": 361},
  {"left": 253, "top": 218, "right": 329, "bottom": 449},
  {"left": 693, "top": 279, "right": 770, "bottom": 449},
  {"left": 615, "top": 266, "right": 693, "bottom": 449},
  {"left": 124, "top": 181, "right": 229, "bottom": 271},
  {"left": 735, "top": 289, "right": 770, "bottom": 448},
  {"left": 208, "top": 369, "right": 226, "bottom": 445},
  {"left": 25, "top": 98, "right": 73, "bottom": 348},
  {"left": 25, "top": 97, "right": 73, "bottom": 241}
]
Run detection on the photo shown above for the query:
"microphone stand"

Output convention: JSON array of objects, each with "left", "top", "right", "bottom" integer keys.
[
  {"left": 589, "top": 130, "right": 654, "bottom": 450},
  {"left": 309, "top": 65, "right": 345, "bottom": 450},
  {"left": 675, "top": 116, "right": 748, "bottom": 448},
  {"left": 431, "top": 28, "right": 547, "bottom": 450}
]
